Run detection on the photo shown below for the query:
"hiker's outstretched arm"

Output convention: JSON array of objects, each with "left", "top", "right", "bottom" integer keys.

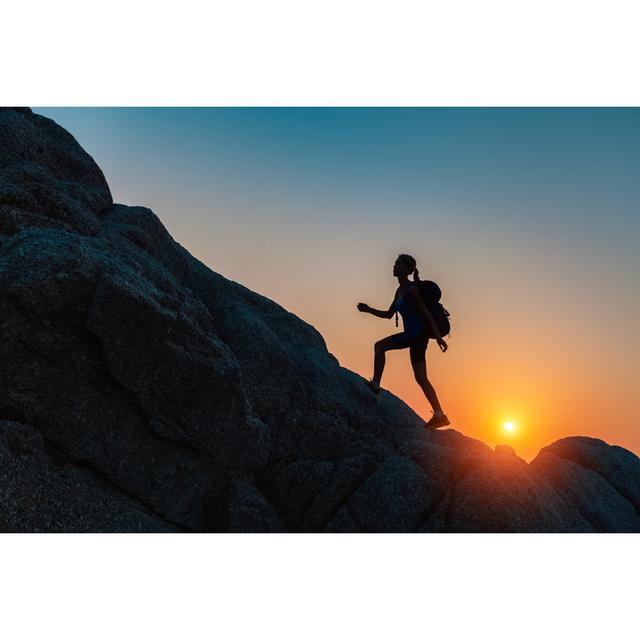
[
  {"left": 371, "top": 306, "right": 392, "bottom": 319},
  {"left": 357, "top": 304, "right": 390, "bottom": 318},
  {"left": 357, "top": 290, "right": 398, "bottom": 319}
]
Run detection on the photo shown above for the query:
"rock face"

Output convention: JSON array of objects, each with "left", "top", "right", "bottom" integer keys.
[{"left": 1, "top": 107, "right": 639, "bottom": 533}]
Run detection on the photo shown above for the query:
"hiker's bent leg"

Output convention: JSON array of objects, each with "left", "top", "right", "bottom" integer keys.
[
  {"left": 373, "top": 335, "right": 406, "bottom": 383},
  {"left": 411, "top": 349, "right": 444, "bottom": 414}
]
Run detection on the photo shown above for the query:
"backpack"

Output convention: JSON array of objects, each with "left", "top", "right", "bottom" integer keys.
[{"left": 399, "top": 280, "right": 451, "bottom": 338}]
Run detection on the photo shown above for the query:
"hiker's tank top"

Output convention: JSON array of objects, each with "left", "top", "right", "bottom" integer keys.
[{"left": 392, "top": 284, "right": 427, "bottom": 333}]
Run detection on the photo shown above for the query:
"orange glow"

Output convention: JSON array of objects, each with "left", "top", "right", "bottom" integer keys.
[{"left": 181, "top": 228, "right": 639, "bottom": 464}]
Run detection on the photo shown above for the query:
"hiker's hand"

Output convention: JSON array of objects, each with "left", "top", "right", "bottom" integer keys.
[
  {"left": 357, "top": 302, "right": 370, "bottom": 313},
  {"left": 437, "top": 338, "right": 448, "bottom": 352}
]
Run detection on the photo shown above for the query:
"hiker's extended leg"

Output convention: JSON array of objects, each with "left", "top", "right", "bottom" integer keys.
[
  {"left": 411, "top": 358, "right": 444, "bottom": 414},
  {"left": 372, "top": 335, "right": 406, "bottom": 384},
  {"left": 410, "top": 337, "right": 447, "bottom": 414},
  {"left": 411, "top": 354, "right": 450, "bottom": 429}
]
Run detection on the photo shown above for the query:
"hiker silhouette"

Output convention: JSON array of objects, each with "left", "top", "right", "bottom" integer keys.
[{"left": 357, "top": 254, "right": 450, "bottom": 430}]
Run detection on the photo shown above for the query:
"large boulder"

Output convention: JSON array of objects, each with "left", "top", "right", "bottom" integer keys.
[
  {"left": 530, "top": 438, "right": 640, "bottom": 532},
  {"left": 1, "top": 107, "right": 638, "bottom": 532}
]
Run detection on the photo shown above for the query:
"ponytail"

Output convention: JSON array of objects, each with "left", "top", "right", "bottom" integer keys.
[{"left": 412, "top": 267, "right": 420, "bottom": 282}]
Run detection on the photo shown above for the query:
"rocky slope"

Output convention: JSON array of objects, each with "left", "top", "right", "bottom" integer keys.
[{"left": 1, "top": 107, "right": 638, "bottom": 532}]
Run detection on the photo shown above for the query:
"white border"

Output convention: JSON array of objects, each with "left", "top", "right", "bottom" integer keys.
[
  {"left": 2, "top": 1, "right": 640, "bottom": 105},
  {"left": 0, "top": 534, "right": 638, "bottom": 639}
]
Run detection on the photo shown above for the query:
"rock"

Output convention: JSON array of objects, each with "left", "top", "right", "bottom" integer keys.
[
  {"left": 533, "top": 437, "right": 640, "bottom": 513},
  {"left": 531, "top": 449, "right": 640, "bottom": 532},
  {"left": 1, "top": 107, "right": 639, "bottom": 532},
  {"left": 0, "top": 107, "right": 112, "bottom": 236},
  {"left": 0, "top": 420, "right": 176, "bottom": 532},
  {"left": 444, "top": 451, "right": 591, "bottom": 532},
  {"left": 495, "top": 444, "right": 516, "bottom": 456},
  {"left": 345, "top": 455, "right": 433, "bottom": 532}
]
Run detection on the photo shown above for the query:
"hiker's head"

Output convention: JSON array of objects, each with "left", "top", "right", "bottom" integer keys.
[{"left": 394, "top": 254, "right": 419, "bottom": 280}]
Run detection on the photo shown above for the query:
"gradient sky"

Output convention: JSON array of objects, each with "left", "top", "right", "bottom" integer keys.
[{"left": 34, "top": 107, "right": 640, "bottom": 461}]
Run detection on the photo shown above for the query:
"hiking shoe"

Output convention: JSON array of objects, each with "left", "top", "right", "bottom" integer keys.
[
  {"left": 424, "top": 413, "right": 450, "bottom": 430},
  {"left": 364, "top": 379, "right": 381, "bottom": 395}
]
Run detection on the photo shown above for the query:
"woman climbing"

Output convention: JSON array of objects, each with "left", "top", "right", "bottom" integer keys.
[{"left": 356, "top": 254, "right": 450, "bottom": 430}]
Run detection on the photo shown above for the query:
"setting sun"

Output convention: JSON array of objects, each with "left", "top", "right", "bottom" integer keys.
[{"left": 503, "top": 421, "right": 516, "bottom": 433}]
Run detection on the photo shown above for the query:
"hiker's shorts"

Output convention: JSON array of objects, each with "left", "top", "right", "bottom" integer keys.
[{"left": 388, "top": 329, "right": 429, "bottom": 364}]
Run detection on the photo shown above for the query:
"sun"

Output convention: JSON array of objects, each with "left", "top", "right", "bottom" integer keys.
[{"left": 503, "top": 421, "right": 516, "bottom": 433}]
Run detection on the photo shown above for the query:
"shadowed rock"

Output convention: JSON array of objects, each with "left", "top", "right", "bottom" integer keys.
[
  {"left": 530, "top": 438, "right": 640, "bottom": 532},
  {"left": 0, "top": 420, "right": 176, "bottom": 532},
  {"left": 1, "top": 107, "right": 639, "bottom": 532}
]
